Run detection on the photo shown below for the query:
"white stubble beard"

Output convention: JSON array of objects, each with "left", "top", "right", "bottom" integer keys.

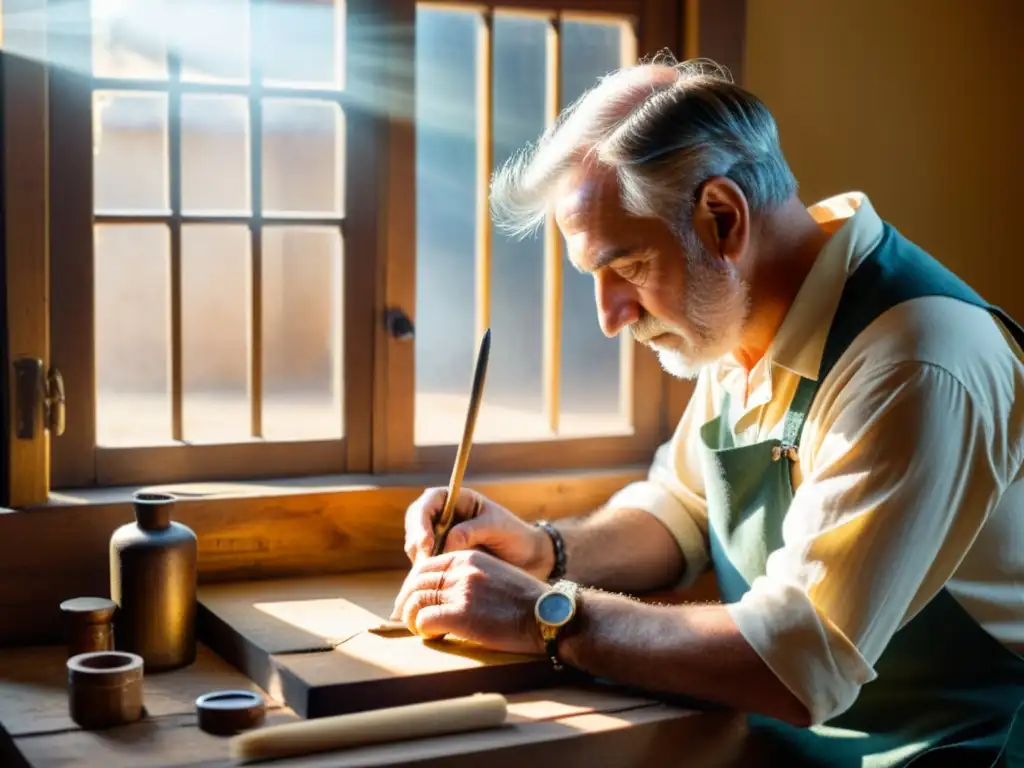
[{"left": 636, "top": 255, "right": 750, "bottom": 380}]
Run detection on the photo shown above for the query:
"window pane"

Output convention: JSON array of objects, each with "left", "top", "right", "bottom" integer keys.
[
  {"left": 92, "top": 0, "right": 168, "bottom": 80},
  {"left": 94, "top": 91, "right": 168, "bottom": 212},
  {"left": 256, "top": 0, "right": 344, "bottom": 88},
  {"left": 182, "top": 226, "right": 251, "bottom": 442},
  {"left": 478, "top": 13, "right": 548, "bottom": 442},
  {"left": 558, "top": 20, "right": 631, "bottom": 436},
  {"left": 413, "top": 8, "right": 478, "bottom": 446},
  {"left": 178, "top": 0, "right": 250, "bottom": 83},
  {"left": 262, "top": 226, "right": 343, "bottom": 440},
  {"left": 262, "top": 100, "right": 344, "bottom": 216},
  {"left": 182, "top": 95, "right": 250, "bottom": 213},
  {"left": 95, "top": 225, "right": 172, "bottom": 446}
]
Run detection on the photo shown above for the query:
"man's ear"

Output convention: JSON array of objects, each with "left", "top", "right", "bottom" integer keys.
[{"left": 691, "top": 177, "right": 749, "bottom": 264}]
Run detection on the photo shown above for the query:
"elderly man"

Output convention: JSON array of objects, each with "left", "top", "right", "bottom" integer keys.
[{"left": 391, "top": 58, "right": 1024, "bottom": 765}]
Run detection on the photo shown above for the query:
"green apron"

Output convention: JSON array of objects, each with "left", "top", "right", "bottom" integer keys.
[{"left": 703, "top": 223, "right": 1024, "bottom": 767}]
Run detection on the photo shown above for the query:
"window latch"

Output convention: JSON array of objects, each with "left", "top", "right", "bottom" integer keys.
[
  {"left": 13, "top": 357, "right": 66, "bottom": 440},
  {"left": 384, "top": 307, "right": 415, "bottom": 341}
]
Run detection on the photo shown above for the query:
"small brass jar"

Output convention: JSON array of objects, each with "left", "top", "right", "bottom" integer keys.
[{"left": 59, "top": 597, "right": 116, "bottom": 658}]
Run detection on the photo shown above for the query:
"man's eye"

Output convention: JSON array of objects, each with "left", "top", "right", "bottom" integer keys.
[{"left": 618, "top": 261, "right": 649, "bottom": 282}]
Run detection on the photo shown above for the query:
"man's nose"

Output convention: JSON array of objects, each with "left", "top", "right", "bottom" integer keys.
[{"left": 595, "top": 272, "right": 640, "bottom": 338}]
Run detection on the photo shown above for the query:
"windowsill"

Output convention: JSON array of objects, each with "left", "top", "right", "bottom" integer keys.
[
  {"left": 5, "top": 464, "right": 650, "bottom": 513},
  {"left": 0, "top": 464, "right": 648, "bottom": 645}
]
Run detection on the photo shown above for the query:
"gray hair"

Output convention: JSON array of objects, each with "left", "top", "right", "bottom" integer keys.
[{"left": 489, "top": 54, "right": 797, "bottom": 252}]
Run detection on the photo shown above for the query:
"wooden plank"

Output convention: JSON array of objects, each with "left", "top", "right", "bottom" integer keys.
[
  {"left": 48, "top": 0, "right": 97, "bottom": 489},
  {"left": 414, "top": 433, "right": 656, "bottom": 475},
  {"left": 419, "top": 0, "right": 646, "bottom": 14},
  {"left": 696, "top": 0, "right": 747, "bottom": 84},
  {"left": 246, "top": 12, "right": 265, "bottom": 443},
  {"left": 168, "top": 54, "right": 185, "bottom": 442},
  {"left": 0, "top": 643, "right": 281, "bottom": 737},
  {"left": 372, "top": 0, "right": 417, "bottom": 472},
  {"left": 94, "top": 437, "right": 350, "bottom": 487},
  {"left": 11, "top": 691, "right": 746, "bottom": 768},
  {"left": 542, "top": 18, "right": 562, "bottom": 435},
  {"left": 340, "top": 0, "right": 381, "bottom": 473},
  {"left": 197, "top": 571, "right": 559, "bottom": 718},
  {"left": 0, "top": 468, "right": 644, "bottom": 646},
  {"left": 683, "top": 0, "right": 700, "bottom": 59},
  {"left": 3, "top": 0, "right": 51, "bottom": 508}
]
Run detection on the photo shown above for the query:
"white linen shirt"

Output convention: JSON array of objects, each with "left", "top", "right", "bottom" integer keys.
[{"left": 607, "top": 192, "right": 1024, "bottom": 725}]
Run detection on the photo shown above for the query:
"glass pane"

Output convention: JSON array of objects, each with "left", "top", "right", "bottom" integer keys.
[
  {"left": 558, "top": 20, "right": 631, "bottom": 436},
  {"left": 262, "top": 226, "right": 343, "bottom": 440},
  {"left": 256, "top": 0, "right": 344, "bottom": 88},
  {"left": 92, "top": 0, "right": 168, "bottom": 80},
  {"left": 94, "top": 91, "right": 168, "bottom": 213},
  {"left": 178, "top": 0, "right": 250, "bottom": 83},
  {"left": 182, "top": 95, "right": 250, "bottom": 213},
  {"left": 413, "top": 8, "right": 478, "bottom": 446},
  {"left": 95, "top": 225, "right": 172, "bottom": 446},
  {"left": 262, "top": 99, "right": 344, "bottom": 216},
  {"left": 477, "top": 13, "right": 548, "bottom": 442},
  {"left": 182, "top": 226, "right": 251, "bottom": 442}
]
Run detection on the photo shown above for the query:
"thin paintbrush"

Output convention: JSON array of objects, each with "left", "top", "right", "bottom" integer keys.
[
  {"left": 368, "top": 328, "right": 491, "bottom": 637},
  {"left": 431, "top": 327, "right": 491, "bottom": 556}
]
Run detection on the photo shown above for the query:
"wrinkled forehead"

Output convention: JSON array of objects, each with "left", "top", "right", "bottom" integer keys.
[{"left": 553, "top": 164, "right": 626, "bottom": 237}]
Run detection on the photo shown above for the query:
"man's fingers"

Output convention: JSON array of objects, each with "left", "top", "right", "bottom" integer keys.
[
  {"left": 403, "top": 487, "right": 486, "bottom": 562},
  {"left": 389, "top": 553, "right": 457, "bottom": 620},
  {"left": 442, "top": 508, "right": 493, "bottom": 554},
  {"left": 403, "top": 488, "right": 447, "bottom": 561},
  {"left": 413, "top": 604, "right": 461, "bottom": 640}
]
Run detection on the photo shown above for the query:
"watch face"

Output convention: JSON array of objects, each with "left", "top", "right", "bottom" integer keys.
[{"left": 536, "top": 591, "right": 574, "bottom": 626}]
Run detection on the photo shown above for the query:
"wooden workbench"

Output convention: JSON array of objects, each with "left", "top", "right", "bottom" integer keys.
[{"left": 0, "top": 644, "right": 748, "bottom": 767}]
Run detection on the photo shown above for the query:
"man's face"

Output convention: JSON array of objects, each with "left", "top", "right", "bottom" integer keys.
[{"left": 554, "top": 169, "right": 749, "bottom": 379}]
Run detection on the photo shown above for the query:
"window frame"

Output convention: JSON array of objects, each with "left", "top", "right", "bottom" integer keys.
[
  {"left": 374, "top": 0, "right": 683, "bottom": 475},
  {"left": 47, "top": 0, "right": 382, "bottom": 488},
  {"left": 7, "top": 0, "right": 697, "bottom": 498},
  {"left": 3, "top": 0, "right": 52, "bottom": 507}
]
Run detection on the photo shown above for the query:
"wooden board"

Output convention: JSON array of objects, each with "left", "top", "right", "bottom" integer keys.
[{"left": 197, "top": 571, "right": 562, "bottom": 718}]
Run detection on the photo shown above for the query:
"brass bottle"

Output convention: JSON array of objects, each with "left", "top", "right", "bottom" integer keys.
[{"left": 110, "top": 491, "right": 197, "bottom": 671}]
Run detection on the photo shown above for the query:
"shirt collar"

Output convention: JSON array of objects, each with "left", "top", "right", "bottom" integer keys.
[{"left": 768, "top": 192, "right": 885, "bottom": 381}]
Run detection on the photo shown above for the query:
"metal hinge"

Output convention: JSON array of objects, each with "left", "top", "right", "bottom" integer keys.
[{"left": 13, "top": 357, "right": 65, "bottom": 439}]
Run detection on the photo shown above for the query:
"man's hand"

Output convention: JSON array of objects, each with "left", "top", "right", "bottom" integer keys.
[
  {"left": 390, "top": 549, "right": 549, "bottom": 655},
  {"left": 403, "top": 487, "right": 553, "bottom": 579}
]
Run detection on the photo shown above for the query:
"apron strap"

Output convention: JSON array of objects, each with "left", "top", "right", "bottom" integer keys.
[{"left": 780, "top": 375, "right": 817, "bottom": 449}]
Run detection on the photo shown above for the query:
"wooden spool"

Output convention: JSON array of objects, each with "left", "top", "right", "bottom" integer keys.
[{"left": 67, "top": 650, "right": 144, "bottom": 730}]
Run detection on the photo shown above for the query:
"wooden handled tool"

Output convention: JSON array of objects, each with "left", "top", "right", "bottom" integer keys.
[
  {"left": 431, "top": 328, "right": 490, "bottom": 557},
  {"left": 366, "top": 331, "right": 491, "bottom": 639},
  {"left": 229, "top": 693, "right": 508, "bottom": 763}
]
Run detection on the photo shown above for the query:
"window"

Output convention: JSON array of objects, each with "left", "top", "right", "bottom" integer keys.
[
  {"left": 19, "top": 0, "right": 683, "bottom": 495},
  {"left": 379, "top": 0, "right": 682, "bottom": 474},
  {"left": 49, "top": 0, "right": 369, "bottom": 487}
]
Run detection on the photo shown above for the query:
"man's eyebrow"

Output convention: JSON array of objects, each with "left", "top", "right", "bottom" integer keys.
[{"left": 591, "top": 247, "right": 632, "bottom": 271}]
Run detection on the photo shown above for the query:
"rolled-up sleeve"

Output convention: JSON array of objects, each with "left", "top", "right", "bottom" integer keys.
[
  {"left": 727, "top": 361, "right": 1001, "bottom": 724},
  {"left": 606, "top": 373, "right": 714, "bottom": 586}
]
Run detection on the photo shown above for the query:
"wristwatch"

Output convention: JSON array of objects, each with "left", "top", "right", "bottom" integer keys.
[{"left": 534, "top": 579, "right": 579, "bottom": 670}]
